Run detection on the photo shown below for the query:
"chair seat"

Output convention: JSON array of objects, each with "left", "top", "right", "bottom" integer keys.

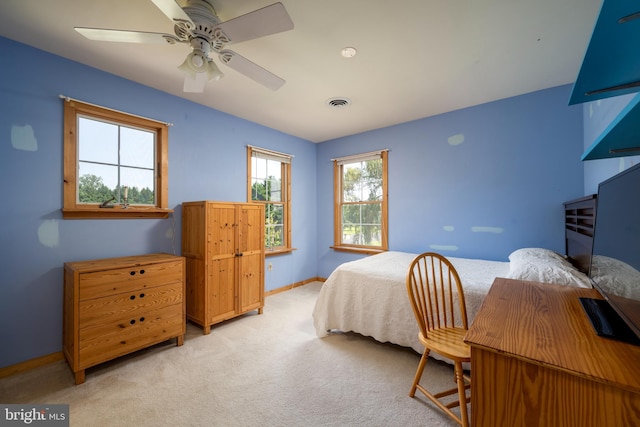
[{"left": 419, "top": 327, "right": 470, "bottom": 361}]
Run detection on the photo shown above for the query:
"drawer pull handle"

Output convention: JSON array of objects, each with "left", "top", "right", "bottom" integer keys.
[
  {"left": 140, "top": 317, "right": 145, "bottom": 322},
  {"left": 130, "top": 295, "right": 136, "bottom": 300},
  {"left": 139, "top": 293, "right": 145, "bottom": 298},
  {"left": 130, "top": 319, "right": 136, "bottom": 325},
  {"left": 130, "top": 271, "right": 136, "bottom": 276},
  {"left": 140, "top": 269, "right": 145, "bottom": 275}
]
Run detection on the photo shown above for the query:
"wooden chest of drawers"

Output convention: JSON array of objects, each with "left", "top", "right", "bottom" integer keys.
[{"left": 63, "top": 253, "right": 185, "bottom": 384}]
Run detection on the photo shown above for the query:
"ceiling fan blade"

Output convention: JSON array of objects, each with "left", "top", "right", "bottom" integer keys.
[
  {"left": 75, "top": 27, "right": 175, "bottom": 44},
  {"left": 216, "top": 2, "right": 294, "bottom": 44},
  {"left": 150, "top": 0, "right": 193, "bottom": 24},
  {"left": 218, "top": 50, "right": 285, "bottom": 90}
]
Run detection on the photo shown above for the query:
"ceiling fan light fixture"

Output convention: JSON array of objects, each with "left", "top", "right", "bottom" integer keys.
[
  {"left": 207, "top": 59, "right": 223, "bottom": 81},
  {"left": 183, "top": 72, "right": 208, "bottom": 93},
  {"left": 179, "top": 52, "right": 222, "bottom": 93},
  {"left": 179, "top": 51, "right": 210, "bottom": 75}
]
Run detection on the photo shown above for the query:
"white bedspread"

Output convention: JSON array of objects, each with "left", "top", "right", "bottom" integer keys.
[{"left": 312, "top": 251, "right": 510, "bottom": 354}]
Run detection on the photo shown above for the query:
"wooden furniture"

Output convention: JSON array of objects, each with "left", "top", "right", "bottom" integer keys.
[
  {"left": 182, "top": 201, "right": 265, "bottom": 334},
  {"left": 564, "top": 194, "right": 596, "bottom": 273},
  {"left": 63, "top": 253, "right": 185, "bottom": 385},
  {"left": 465, "top": 278, "right": 640, "bottom": 427},
  {"left": 406, "top": 253, "right": 471, "bottom": 427}
]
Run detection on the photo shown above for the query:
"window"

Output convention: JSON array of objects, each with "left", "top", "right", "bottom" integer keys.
[
  {"left": 333, "top": 150, "right": 388, "bottom": 253},
  {"left": 247, "top": 146, "right": 292, "bottom": 254},
  {"left": 62, "top": 98, "right": 171, "bottom": 219}
]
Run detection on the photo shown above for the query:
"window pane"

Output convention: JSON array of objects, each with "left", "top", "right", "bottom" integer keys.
[
  {"left": 266, "top": 159, "right": 281, "bottom": 180},
  {"left": 78, "top": 117, "right": 118, "bottom": 164},
  {"left": 267, "top": 177, "right": 282, "bottom": 202},
  {"left": 121, "top": 126, "right": 155, "bottom": 169},
  {"left": 342, "top": 163, "right": 363, "bottom": 202},
  {"left": 266, "top": 204, "right": 284, "bottom": 225},
  {"left": 253, "top": 156, "right": 266, "bottom": 179},
  {"left": 121, "top": 167, "right": 155, "bottom": 205},
  {"left": 362, "top": 224, "right": 382, "bottom": 246},
  {"left": 342, "top": 224, "right": 361, "bottom": 245},
  {"left": 341, "top": 203, "right": 382, "bottom": 246},
  {"left": 252, "top": 157, "right": 282, "bottom": 202},
  {"left": 79, "top": 162, "right": 118, "bottom": 190},
  {"left": 251, "top": 178, "right": 267, "bottom": 201},
  {"left": 266, "top": 224, "right": 284, "bottom": 249},
  {"left": 341, "top": 223, "right": 382, "bottom": 246},
  {"left": 362, "top": 203, "right": 382, "bottom": 223},
  {"left": 78, "top": 163, "right": 117, "bottom": 204},
  {"left": 265, "top": 204, "right": 284, "bottom": 248},
  {"left": 76, "top": 116, "right": 156, "bottom": 206},
  {"left": 342, "top": 159, "right": 382, "bottom": 203}
]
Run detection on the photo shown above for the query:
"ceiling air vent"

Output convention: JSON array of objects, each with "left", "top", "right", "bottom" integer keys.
[{"left": 326, "top": 97, "right": 351, "bottom": 108}]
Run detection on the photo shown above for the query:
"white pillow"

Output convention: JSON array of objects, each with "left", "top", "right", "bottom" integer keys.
[
  {"left": 506, "top": 248, "right": 591, "bottom": 288},
  {"left": 591, "top": 255, "right": 640, "bottom": 299}
]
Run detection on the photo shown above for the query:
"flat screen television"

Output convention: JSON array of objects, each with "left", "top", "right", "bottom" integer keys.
[
  {"left": 580, "top": 164, "right": 640, "bottom": 345},
  {"left": 580, "top": 162, "right": 640, "bottom": 346}
]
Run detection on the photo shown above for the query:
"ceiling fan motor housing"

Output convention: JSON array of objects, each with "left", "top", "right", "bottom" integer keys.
[{"left": 177, "top": 0, "right": 229, "bottom": 54}]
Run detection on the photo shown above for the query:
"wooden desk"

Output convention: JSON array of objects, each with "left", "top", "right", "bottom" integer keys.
[{"left": 464, "top": 278, "right": 640, "bottom": 427}]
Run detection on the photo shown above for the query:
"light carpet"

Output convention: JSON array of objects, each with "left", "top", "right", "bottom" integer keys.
[{"left": 0, "top": 282, "right": 460, "bottom": 427}]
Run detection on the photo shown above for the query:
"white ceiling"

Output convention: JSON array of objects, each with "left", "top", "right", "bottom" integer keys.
[{"left": 0, "top": 0, "right": 601, "bottom": 142}]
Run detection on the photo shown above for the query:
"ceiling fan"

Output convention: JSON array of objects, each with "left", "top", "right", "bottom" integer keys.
[{"left": 75, "top": 0, "right": 294, "bottom": 92}]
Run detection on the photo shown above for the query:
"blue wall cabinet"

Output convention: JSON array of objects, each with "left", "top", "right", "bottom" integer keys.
[{"left": 570, "top": 1, "right": 640, "bottom": 105}]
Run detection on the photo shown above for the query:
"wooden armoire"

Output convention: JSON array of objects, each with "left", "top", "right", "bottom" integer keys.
[{"left": 182, "top": 201, "right": 265, "bottom": 334}]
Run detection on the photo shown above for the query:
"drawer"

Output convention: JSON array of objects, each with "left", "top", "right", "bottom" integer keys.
[
  {"left": 79, "top": 260, "right": 183, "bottom": 301},
  {"left": 78, "top": 303, "right": 184, "bottom": 370},
  {"left": 78, "top": 282, "right": 183, "bottom": 330}
]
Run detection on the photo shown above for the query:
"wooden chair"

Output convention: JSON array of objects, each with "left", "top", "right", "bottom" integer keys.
[{"left": 406, "top": 252, "right": 471, "bottom": 427}]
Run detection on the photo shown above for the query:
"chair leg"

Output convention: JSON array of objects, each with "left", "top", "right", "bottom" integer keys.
[
  {"left": 409, "top": 349, "right": 430, "bottom": 397},
  {"left": 454, "top": 361, "right": 470, "bottom": 427}
]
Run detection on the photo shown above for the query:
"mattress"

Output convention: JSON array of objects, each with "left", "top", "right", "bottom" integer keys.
[{"left": 312, "top": 251, "right": 511, "bottom": 354}]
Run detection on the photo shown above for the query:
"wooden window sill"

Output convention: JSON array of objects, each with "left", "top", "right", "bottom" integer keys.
[
  {"left": 265, "top": 247, "right": 297, "bottom": 256},
  {"left": 62, "top": 207, "right": 173, "bottom": 219},
  {"left": 330, "top": 246, "right": 386, "bottom": 255}
]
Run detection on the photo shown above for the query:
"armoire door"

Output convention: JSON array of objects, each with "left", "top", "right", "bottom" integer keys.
[{"left": 236, "top": 204, "right": 264, "bottom": 313}]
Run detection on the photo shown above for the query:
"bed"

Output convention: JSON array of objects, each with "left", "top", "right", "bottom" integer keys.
[{"left": 312, "top": 197, "right": 596, "bottom": 354}]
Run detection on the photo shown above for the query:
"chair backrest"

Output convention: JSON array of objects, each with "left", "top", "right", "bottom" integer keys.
[{"left": 406, "top": 252, "right": 469, "bottom": 338}]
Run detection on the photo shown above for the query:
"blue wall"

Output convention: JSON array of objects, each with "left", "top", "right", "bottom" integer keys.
[
  {"left": 316, "top": 86, "right": 585, "bottom": 277},
  {"left": 1, "top": 35, "right": 592, "bottom": 368},
  {"left": 0, "top": 37, "right": 317, "bottom": 368}
]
